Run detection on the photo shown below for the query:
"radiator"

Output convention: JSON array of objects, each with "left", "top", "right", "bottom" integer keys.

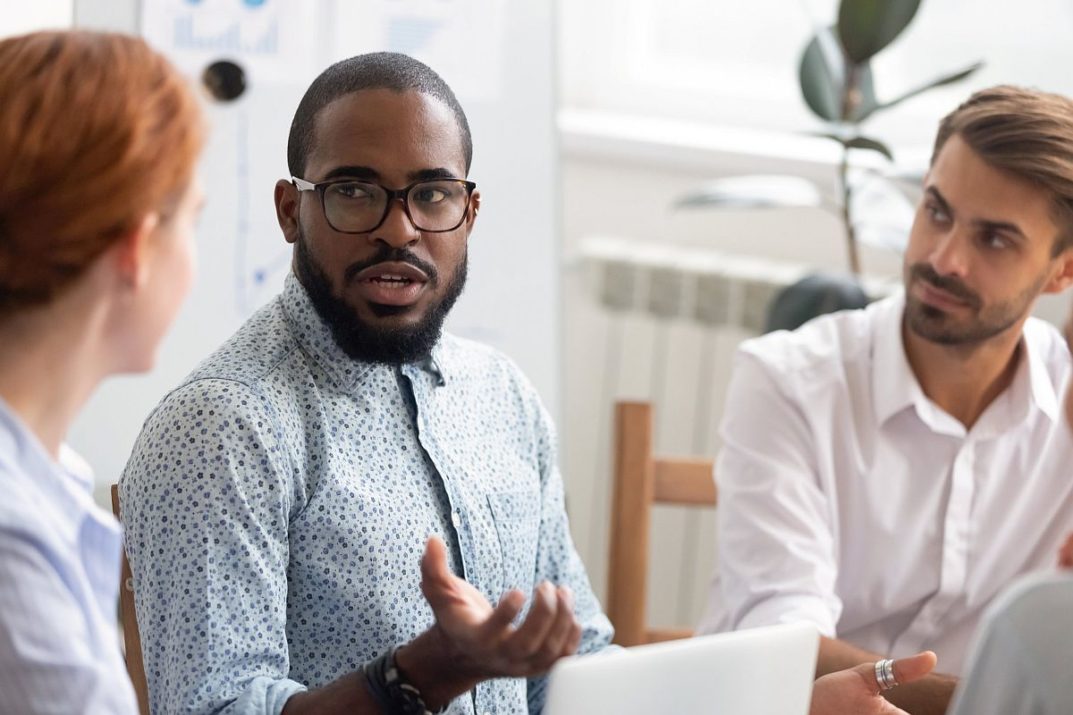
[{"left": 563, "top": 235, "right": 894, "bottom": 630}]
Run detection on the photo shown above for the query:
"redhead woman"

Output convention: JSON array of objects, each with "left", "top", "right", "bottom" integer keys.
[{"left": 0, "top": 31, "right": 204, "bottom": 712}]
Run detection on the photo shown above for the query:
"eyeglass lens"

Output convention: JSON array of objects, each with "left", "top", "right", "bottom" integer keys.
[{"left": 323, "top": 180, "right": 470, "bottom": 232}]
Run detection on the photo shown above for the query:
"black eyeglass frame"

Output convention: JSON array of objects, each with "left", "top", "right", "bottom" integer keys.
[{"left": 291, "top": 176, "right": 478, "bottom": 234}]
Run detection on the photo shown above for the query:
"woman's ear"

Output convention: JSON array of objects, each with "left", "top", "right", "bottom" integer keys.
[{"left": 112, "top": 212, "right": 160, "bottom": 290}]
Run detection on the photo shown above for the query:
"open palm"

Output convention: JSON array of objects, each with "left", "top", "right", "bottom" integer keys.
[{"left": 419, "top": 537, "right": 582, "bottom": 679}]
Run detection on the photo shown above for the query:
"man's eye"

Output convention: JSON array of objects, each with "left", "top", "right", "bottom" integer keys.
[
  {"left": 335, "top": 184, "right": 373, "bottom": 200},
  {"left": 925, "top": 202, "right": 949, "bottom": 223},
  {"left": 413, "top": 187, "right": 449, "bottom": 204},
  {"left": 983, "top": 232, "right": 1011, "bottom": 250}
]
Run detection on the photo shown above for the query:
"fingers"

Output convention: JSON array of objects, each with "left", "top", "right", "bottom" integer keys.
[
  {"left": 536, "top": 586, "right": 578, "bottom": 660},
  {"left": 891, "top": 651, "right": 937, "bottom": 687},
  {"left": 484, "top": 589, "right": 527, "bottom": 632},
  {"left": 500, "top": 582, "right": 580, "bottom": 671},
  {"left": 1060, "top": 533, "right": 1073, "bottom": 569},
  {"left": 504, "top": 582, "right": 559, "bottom": 657}
]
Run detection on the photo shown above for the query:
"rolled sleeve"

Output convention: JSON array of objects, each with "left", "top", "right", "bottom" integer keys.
[
  {"left": 120, "top": 379, "right": 306, "bottom": 715},
  {"left": 708, "top": 350, "right": 841, "bottom": 638}
]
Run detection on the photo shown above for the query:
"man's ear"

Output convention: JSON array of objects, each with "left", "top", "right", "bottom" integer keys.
[
  {"left": 1045, "top": 243, "right": 1073, "bottom": 293},
  {"left": 112, "top": 212, "right": 160, "bottom": 290},
  {"left": 275, "top": 179, "right": 301, "bottom": 244},
  {"left": 467, "top": 189, "right": 481, "bottom": 228}
]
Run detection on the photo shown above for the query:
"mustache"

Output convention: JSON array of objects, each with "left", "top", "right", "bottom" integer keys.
[
  {"left": 908, "top": 263, "right": 981, "bottom": 308},
  {"left": 343, "top": 246, "right": 439, "bottom": 285}
]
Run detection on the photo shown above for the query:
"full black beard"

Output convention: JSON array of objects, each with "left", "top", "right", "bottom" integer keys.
[{"left": 293, "top": 235, "right": 467, "bottom": 365}]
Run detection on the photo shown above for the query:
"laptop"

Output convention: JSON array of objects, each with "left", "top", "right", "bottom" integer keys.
[{"left": 544, "top": 622, "right": 819, "bottom": 715}]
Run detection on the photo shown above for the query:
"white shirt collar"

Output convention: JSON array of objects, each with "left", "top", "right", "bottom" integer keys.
[{"left": 870, "top": 292, "right": 1060, "bottom": 436}]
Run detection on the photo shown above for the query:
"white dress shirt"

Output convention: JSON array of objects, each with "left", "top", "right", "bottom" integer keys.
[
  {"left": 697, "top": 293, "right": 1073, "bottom": 674},
  {"left": 0, "top": 397, "right": 137, "bottom": 714},
  {"left": 948, "top": 572, "right": 1073, "bottom": 715}
]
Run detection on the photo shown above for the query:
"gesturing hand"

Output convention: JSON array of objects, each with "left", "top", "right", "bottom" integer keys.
[
  {"left": 809, "top": 651, "right": 938, "bottom": 715},
  {"left": 419, "top": 536, "right": 583, "bottom": 680}
]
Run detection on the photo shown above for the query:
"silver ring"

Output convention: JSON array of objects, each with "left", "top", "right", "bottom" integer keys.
[{"left": 875, "top": 658, "right": 898, "bottom": 691}]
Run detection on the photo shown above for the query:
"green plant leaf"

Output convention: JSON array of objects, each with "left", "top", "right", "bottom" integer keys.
[
  {"left": 799, "top": 28, "right": 879, "bottom": 123},
  {"left": 837, "top": 0, "right": 922, "bottom": 63},
  {"left": 878, "top": 61, "right": 984, "bottom": 110},
  {"left": 799, "top": 30, "right": 842, "bottom": 121},
  {"left": 802, "top": 27, "right": 875, "bottom": 122},
  {"left": 812, "top": 133, "right": 894, "bottom": 160},
  {"left": 844, "top": 136, "right": 894, "bottom": 161}
]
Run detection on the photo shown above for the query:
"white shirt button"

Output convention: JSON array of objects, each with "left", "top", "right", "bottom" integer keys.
[{"left": 451, "top": 512, "right": 461, "bottom": 528}]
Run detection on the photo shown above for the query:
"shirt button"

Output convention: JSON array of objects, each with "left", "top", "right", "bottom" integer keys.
[{"left": 451, "top": 512, "right": 461, "bottom": 528}]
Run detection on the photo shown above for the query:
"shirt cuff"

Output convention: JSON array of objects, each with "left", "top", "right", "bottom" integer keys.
[{"left": 237, "top": 676, "right": 308, "bottom": 715}]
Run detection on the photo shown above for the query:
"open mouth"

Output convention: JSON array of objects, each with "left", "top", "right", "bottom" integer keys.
[
  {"left": 368, "top": 274, "right": 417, "bottom": 287},
  {"left": 354, "top": 262, "right": 430, "bottom": 307}
]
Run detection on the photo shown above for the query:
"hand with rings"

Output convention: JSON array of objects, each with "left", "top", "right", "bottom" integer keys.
[{"left": 809, "top": 651, "right": 938, "bottom": 715}]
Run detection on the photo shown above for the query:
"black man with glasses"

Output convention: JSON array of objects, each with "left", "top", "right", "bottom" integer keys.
[
  {"left": 118, "top": 51, "right": 610, "bottom": 715},
  {"left": 118, "top": 52, "right": 935, "bottom": 715}
]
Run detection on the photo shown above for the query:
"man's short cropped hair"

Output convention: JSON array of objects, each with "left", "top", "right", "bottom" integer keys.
[{"left": 287, "top": 51, "right": 472, "bottom": 178}]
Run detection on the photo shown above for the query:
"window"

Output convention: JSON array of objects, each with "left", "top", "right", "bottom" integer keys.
[{"left": 560, "top": 0, "right": 1073, "bottom": 153}]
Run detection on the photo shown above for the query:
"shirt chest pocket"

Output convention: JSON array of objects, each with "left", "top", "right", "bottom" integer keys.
[{"left": 487, "top": 489, "right": 541, "bottom": 591}]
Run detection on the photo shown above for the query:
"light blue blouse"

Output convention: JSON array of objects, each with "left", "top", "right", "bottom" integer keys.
[{"left": 0, "top": 397, "right": 137, "bottom": 713}]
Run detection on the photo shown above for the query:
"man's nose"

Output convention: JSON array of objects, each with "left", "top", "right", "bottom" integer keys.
[
  {"left": 928, "top": 227, "right": 971, "bottom": 278},
  {"left": 369, "top": 196, "right": 420, "bottom": 248}
]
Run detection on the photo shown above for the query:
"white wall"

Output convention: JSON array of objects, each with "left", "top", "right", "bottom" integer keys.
[{"left": 0, "top": 1, "right": 73, "bottom": 38}]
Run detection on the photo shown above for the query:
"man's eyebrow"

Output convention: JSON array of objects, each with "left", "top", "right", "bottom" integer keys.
[
  {"left": 320, "top": 166, "right": 379, "bottom": 181},
  {"left": 926, "top": 186, "right": 1026, "bottom": 239},
  {"left": 408, "top": 168, "right": 461, "bottom": 182},
  {"left": 925, "top": 186, "right": 952, "bottom": 215},
  {"left": 974, "top": 217, "right": 1026, "bottom": 239},
  {"left": 316, "top": 166, "right": 462, "bottom": 183}
]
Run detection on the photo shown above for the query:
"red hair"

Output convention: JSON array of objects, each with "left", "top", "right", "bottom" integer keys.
[{"left": 0, "top": 31, "right": 204, "bottom": 314}]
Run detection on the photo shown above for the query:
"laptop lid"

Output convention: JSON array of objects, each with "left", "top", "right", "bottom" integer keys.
[{"left": 544, "top": 622, "right": 819, "bottom": 715}]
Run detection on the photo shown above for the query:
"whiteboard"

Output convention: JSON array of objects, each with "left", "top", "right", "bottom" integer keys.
[{"left": 70, "top": 0, "right": 559, "bottom": 498}]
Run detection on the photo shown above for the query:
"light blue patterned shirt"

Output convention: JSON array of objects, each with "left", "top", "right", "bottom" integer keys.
[
  {"left": 120, "top": 273, "right": 613, "bottom": 715},
  {"left": 0, "top": 397, "right": 138, "bottom": 714}
]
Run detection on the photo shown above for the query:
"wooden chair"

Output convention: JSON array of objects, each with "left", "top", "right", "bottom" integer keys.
[
  {"left": 606, "top": 401, "right": 717, "bottom": 646},
  {"left": 110, "top": 484, "right": 150, "bottom": 715}
]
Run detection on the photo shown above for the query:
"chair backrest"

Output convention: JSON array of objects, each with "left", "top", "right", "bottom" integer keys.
[
  {"left": 606, "top": 401, "right": 717, "bottom": 647},
  {"left": 110, "top": 484, "right": 150, "bottom": 715}
]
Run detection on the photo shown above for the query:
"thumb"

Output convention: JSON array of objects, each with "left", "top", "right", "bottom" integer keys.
[
  {"left": 890, "top": 651, "right": 937, "bottom": 687},
  {"left": 419, "top": 536, "right": 452, "bottom": 603},
  {"left": 1059, "top": 534, "right": 1073, "bottom": 569}
]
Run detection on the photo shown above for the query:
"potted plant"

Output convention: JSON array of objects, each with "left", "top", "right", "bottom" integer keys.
[{"left": 678, "top": 0, "right": 982, "bottom": 328}]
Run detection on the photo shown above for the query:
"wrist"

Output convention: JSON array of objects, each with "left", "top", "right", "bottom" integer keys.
[{"left": 394, "top": 627, "right": 482, "bottom": 710}]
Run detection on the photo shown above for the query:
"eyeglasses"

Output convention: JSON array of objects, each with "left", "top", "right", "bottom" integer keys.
[{"left": 291, "top": 176, "right": 477, "bottom": 234}]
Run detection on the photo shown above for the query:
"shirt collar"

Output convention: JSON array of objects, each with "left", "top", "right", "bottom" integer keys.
[
  {"left": 1019, "top": 319, "right": 1061, "bottom": 423},
  {"left": 871, "top": 291, "right": 1061, "bottom": 433},
  {"left": 278, "top": 271, "right": 448, "bottom": 391},
  {"left": 871, "top": 292, "right": 924, "bottom": 426},
  {"left": 0, "top": 396, "right": 102, "bottom": 538}
]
